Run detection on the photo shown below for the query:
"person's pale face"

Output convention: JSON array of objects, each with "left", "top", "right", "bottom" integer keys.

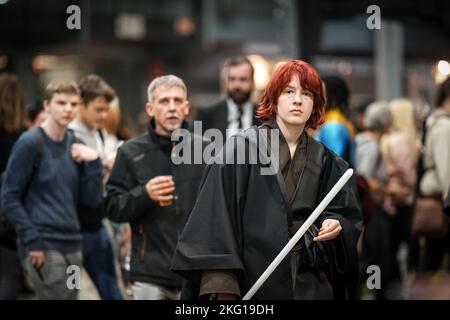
[
  {"left": 276, "top": 76, "right": 314, "bottom": 131},
  {"left": 80, "top": 96, "right": 110, "bottom": 130},
  {"left": 146, "top": 86, "right": 189, "bottom": 136},
  {"left": 226, "top": 63, "right": 254, "bottom": 104},
  {"left": 44, "top": 93, "right": 80, "bottom": 128}
]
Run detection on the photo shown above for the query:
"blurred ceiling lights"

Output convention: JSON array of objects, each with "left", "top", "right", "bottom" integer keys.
[
  {"left": 437, "top": 60, "right": 450, "bottom": 76},
  {"left": 115, "top": 13, "right": 146, "bottom": 40},
  {"left": 32, "top": 55, "right": 85, "bottom": 73},
  {"left": 247, "top": 54, "right": 270, "bottom": 91},
  {"left": 173, "top": 17, "right": 196, "bottom": 37},
  {"left": 434, "top": 60, "right": 450, "bottom": 84}
]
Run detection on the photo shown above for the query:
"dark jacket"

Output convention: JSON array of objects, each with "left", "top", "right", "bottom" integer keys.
[
  {"left": 104, "top": 121, "right": 208, "bottom": 288},
  {"left": 197, "top": 100, "right": 260, "bottom": 137},
  {"left": 172, "top": 126, "right": 362, "bottom": 299}
]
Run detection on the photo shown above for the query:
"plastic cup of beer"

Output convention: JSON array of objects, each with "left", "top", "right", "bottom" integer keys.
[{"left": 159, "top": 175, "right": 174, "bottom": 207}]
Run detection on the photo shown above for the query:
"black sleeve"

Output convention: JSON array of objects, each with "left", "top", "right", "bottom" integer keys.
[
  {"left": 104, "top": 146, "right": 156, "bottom": 223},
  {"left": 317, "top": 152, "right": 362, "bottom": 299},
  {"left": 171, "top": 136, "right": 250, "bottom": 284},
  {"left": 318, "top": 155, "right": 362, "bottom": 242}
]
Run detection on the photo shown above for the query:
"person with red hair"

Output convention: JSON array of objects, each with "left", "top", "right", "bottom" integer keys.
[{"left": 171, "top": 60, "right": 362, "bottom": 300}]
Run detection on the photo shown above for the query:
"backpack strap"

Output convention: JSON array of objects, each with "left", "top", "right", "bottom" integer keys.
[
  {"left": 25, "top": 127, "right": 83, "bottom": 195},
  {"left": 22, "top": 127, "right": 45, "bottom": 199},
  {"left": 67, "top": 128, "right": 85, "bottom": 145}
]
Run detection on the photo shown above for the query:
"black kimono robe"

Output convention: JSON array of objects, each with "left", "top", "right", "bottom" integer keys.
[{"left": 171, "top": 126, "right": 362, "bottom": 300}]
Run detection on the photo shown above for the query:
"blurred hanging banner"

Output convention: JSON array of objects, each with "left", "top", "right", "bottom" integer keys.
[{"left": 115, "top": 13, "right": 146, "bottom": 40}]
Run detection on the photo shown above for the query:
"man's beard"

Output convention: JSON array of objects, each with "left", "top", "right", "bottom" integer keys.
[
  {"left": 228, "top": 89, "right": 251, "bottom": 105},
  {"left": 160, "top": 122, "right": 182, "bottom": 135}
]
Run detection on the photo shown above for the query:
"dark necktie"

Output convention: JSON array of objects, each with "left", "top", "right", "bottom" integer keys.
[{"left": 237, "top": 104, "right": 243, "bottom": 129}]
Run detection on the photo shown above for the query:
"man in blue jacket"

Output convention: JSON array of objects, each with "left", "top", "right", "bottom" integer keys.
[{"left": 1, "top": 80, "right": 103, "bottom": 300}]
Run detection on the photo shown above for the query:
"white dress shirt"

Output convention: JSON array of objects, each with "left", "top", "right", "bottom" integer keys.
[{"left": 226, "top": 98, "right": 254, "bottom": 139}]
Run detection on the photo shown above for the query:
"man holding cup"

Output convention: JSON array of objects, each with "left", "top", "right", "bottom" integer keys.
[{"left": 105, "top": 75, "right": 208, "bottom": 299}]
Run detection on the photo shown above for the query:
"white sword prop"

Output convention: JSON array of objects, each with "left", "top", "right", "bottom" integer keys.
[{"left": 242, "top": 168, "right": 354, "bottom": 300}]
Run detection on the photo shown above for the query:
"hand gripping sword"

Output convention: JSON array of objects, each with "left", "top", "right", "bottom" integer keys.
[{"left": 243, "top": 168, "right": 354, "bottom": 300}]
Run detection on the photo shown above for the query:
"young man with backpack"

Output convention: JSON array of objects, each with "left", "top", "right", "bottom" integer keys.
[{"left": 1, "top": 80, "right": 103, "bottom": 300}]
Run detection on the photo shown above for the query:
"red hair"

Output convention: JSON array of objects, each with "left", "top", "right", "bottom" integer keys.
[{"left": 257, "top": 60, "right": 325, "bottom": 129}]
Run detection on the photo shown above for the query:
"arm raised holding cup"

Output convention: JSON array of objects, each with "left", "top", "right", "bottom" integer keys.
[
  {"left": 104, "top": 75, "right": 210, "bottom": 300},
  {"left": 146, "top": 175, "right": 175, "bottom": 207}
]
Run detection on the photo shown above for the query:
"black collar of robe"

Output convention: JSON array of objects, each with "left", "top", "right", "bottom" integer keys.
[
  {"left": 260, "top": 118, "right": 307, "bottom": 204},
  {"left": 171, "top": 125, "right": 362, "bottom": 300}
]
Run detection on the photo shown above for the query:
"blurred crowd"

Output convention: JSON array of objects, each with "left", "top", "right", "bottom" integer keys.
[{"left": 0, "top": 56, "right": 450, "bottom": 300}]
